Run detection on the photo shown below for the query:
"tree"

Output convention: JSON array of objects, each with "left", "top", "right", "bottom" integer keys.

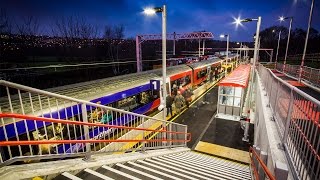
[
  {"left": 0, "top": 8, "right": 11, "bottom": 34},
  {"left": 16, "top": 15, "right": 40, "bottom": 36},
  {"left": 103, "top": 24, "right": 125, "bottom": 75}
]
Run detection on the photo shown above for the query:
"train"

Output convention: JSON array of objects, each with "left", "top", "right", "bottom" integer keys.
[{"left": 0, "top": 56, "right": 238, "bottom": 159}]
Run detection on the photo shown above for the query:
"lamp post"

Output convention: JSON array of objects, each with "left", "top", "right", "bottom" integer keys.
[
  {"left": 273, "top": 29, "right": 282, "bottom": 65},
  {"left": 234, "top": 17, "right": 261, "bottom": 142},
  {"left": 299, "top": 0, "right": 315, "bottom": 82},
  {"left": 220, "top": 34, "right": 229, "bottom": 75},
  {"left": 143, "top": 5, "right": 167, "bottom": 120},
  {"left": 279, "top": 16, "right": 293, "bottom": 71}
]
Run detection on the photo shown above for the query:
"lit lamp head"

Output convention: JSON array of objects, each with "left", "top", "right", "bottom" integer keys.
[
  {"left": 220, "top": 34, "right": 228, "bottom": 38},
  {"left": 237, "top": 42, "right": 240, "bottom": 45},
  {"left": 143, "top": 7, "right": 163, "bottom": 15},
  {"left": 279, "top": 16, "right": 291, "bottom": 22}
]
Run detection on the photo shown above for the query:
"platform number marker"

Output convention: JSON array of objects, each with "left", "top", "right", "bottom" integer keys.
[{"left": 150, "top": 80, "right": 160, "bottom": 91}]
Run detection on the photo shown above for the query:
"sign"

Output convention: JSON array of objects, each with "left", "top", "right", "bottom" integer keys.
[{"left": 150, "top": 80, "right": 160, "bottom": 91}]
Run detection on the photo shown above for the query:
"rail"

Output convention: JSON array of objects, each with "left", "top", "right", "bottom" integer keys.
[
  {"left": 249, "top": 147, "right": 275, "bottom": 180},
  {"left": 0, "top": 80, "right": 189, "bottom": 166},
  {"left": 258, "top": 64, "right": 320, "bottom": 180},
  {"left": 275, "top": 63, "right": 320, "bottom": 87}
]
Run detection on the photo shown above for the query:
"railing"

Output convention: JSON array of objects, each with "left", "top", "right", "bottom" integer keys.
[
  {"left": 258, "top": 64, "right": 320, "bottom": 180},
  {"left": 275, "top": 62, "right": 320, "bottom": 87},
  {"left": 0, "top": 80, "right": 190, "bottom": 166},
  {"left": 249, "top": 147, "right": 275, "bottom": 180}
]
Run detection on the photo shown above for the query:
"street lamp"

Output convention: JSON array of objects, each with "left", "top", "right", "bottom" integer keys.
[
  {"left": 273, "top": 29, "right": 282, "bottom": 65},
  {"left": 234, "top": 16, "right": 261, "bottom": 142},
  {"left": 299, "top": 0, "right": 315, "bottom": 82},
  {"left": 143, "top": 5, "right": 167, "bottom": 120},
  {"left": 220, "top": 34, "right": 229, "bottom": 76},
  {"left": 279, "top": 16, "right": 293, "bottom": 71}
]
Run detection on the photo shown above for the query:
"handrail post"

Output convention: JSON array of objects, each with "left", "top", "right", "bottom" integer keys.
[
  {"left": 81, "top": 103, "right": 91, "bottom": 161},
  {"left": 184, "top": 125, "right": 188, "bottom": 147},
  {"left": 168, "top": 123, "right": 172, "bottom": 147},
  {"left": 141, "top": 117, "right": 146, "bottom": 152},
  {"left": 282, "top": 89, "right": 294, "bottom": 144}
]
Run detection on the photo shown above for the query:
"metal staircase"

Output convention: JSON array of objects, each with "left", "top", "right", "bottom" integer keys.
[{"left": 55, "top": 149, "right": 251, "bottom": 180}]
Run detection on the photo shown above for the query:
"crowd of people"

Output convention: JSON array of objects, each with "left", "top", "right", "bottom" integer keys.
[{"left": 166, "top": 85, "right": 194, "bottom": 117}]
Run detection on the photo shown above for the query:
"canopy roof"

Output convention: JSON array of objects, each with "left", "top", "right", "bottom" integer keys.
[{"left": 219, "top": 65, "right": 251, "bottom": 88}]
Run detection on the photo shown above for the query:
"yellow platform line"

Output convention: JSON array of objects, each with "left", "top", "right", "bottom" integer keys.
[{"left": 195, "top": 141, "right": 250, "bottom": 164}]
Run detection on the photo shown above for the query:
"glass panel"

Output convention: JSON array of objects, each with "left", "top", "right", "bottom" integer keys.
[
  {"left": 219, "top": 95, "right": 233, "bottom": 106},
  {"left": 234, "top": 97, "right": 241, "bottom": 107},
  {"left": 220, "top": 86, "right": 234, "bottom": 95},
  {"left": 234, "top": 87, "right": 242, "bottom": 97}
]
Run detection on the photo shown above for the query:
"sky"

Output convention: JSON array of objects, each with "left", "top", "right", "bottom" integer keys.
[{"left": 1, "top": 0, "right": 319, "bottom": 41}]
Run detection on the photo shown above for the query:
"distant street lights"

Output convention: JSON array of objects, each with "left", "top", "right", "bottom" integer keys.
[
  {"left": 143, "top": 6, "right": 167, "bottom": 120},
  {"left": 220, "top": 34, "right": 229, "bottom": 76},
  {"left": 299, "top": 0, "right": 315, "bottom": 82},
  {"left": 279, "top": 16, "right": 293, "bottom": 71},
  {"left": 219, "top": 34, "right": 229, "bottom": 65}
]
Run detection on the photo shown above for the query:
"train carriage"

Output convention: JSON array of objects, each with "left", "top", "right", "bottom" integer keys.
[{"left": 0, "top": 58, "right": 227, "bottom": 160}]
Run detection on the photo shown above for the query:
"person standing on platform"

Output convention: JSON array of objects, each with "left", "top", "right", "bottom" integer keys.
[
  {"left": 209, "top": 70, "right": 214, "bottom": 83},
  {"left": 172, "top": 84, "right": 178, "bottom": 96},
  {"left": 174, "top": 91, "right": 185, "bottom": 114},
  {"left": 166, "top": 94, "right": 174, "bottom": 117},
  {"left": 183, "top": 87, "right": 194, "bottom": 107},
  {"left": 214, "top": 68, "right": 219, "bottom": 80}
]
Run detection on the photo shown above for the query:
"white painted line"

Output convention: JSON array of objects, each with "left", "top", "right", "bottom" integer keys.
[
  {"left": 101, "top": 165, "right": 141, "bottom": 180},
  {"left": 128, "top": 161, "right": 183, "bottom": 180},
  {"left": 116, "top": 163, "right": 162, "bottom": 180},
  {"left": 137, "top": 160, "right": 197, "bottom": 180},
  {"left": 84, "top": 168, "right": 114, "bottom": 180},
  {"left": 61, "top": 172, "right": 83, "bottom": 180}
]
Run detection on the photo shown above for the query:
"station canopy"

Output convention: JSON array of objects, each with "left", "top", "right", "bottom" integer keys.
[{"left": 219, "top": 65, "right": 251, "bottom": 88}]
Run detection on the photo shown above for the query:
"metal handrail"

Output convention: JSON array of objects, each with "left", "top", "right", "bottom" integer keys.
[
  {"left": 0, "top": 80, "right": 177, "bottom": 124},
  {"left": 0, "top": 113, "right": 190, "bottom": 146},
  {"left": 258, "top": 64, "right": 320, "bottom": 179},
  {"left": 266, "top": 68, "right": 320, "bottom": 106},
  {"left": 249, "top": 147, "right": 276, "bottom": 180}
]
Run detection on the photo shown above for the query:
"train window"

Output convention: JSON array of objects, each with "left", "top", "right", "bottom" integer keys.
[
  {"left": 171, "top": 75, "right": 191, "bottom": 88},
  {"left": 197, "top": 69, "right": 208, "bottom": 79},
  {"left": 116, "top": 90, "right": 159, "bottom": 112}
]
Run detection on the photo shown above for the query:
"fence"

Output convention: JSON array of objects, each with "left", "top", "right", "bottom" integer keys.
[
  {"left": 276, "top": 63, "right": 320, "bottom": 87},
  {"left": 0, "top": 80, "right": 190, "bottom": 166},
  {"left": 258, "top": 64, "right": 320, "bottom": 180},
  {"left": 249, "top": 147, "right": 275, "bottom": 180}
]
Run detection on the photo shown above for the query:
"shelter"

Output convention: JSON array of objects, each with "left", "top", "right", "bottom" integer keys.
[{"left": 217, "top": 65, "right": 251, "bottom": 117}]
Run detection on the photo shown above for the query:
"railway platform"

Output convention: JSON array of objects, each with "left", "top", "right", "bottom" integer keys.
[{"left": 169, "top": 84, "right": 254, "bottom": 164}]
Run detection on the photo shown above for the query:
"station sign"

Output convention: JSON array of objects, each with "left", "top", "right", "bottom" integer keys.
[{"left": 150, "top": 80, "right": 160, "bottom": 91}]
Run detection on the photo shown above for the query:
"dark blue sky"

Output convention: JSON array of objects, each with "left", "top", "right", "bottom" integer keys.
[{"left": 1, "top": 0, "right": 319, "bottom": 41}]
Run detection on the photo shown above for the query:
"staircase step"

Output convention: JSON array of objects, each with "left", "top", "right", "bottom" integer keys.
[
  {"left": 157, "top": 155, "right": 250, "bottom": 180},
  {"left": 101, "top": 165, "right": 141, "bottom": 180},
  {"left": 95, "top": 166, "right": 131, "bottom": 180},
  {"left": 127, "top": 161, "right": 182, "bottom": 180},
  {"left": 164, "top": 153, "right": 250, "bottom": 177},
  {"left": 61, "top": 172, "right": 83, "bottom": 180},
  {"left": 115, "top": 163, "right": 162, "bottom": 180},
  {"left": 137, "top": 159, "right": 197, "bottom": 180},
  {"left": 144, "top": 158, "right": 212, "bottom": 180},
  {"left": 83, "top": 168, "right": 114, "bottom": 180}
]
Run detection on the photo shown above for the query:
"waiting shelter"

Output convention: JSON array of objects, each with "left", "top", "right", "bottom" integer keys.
[{"left": 217, "top": 64, "right": 251, "bottom": 118}]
